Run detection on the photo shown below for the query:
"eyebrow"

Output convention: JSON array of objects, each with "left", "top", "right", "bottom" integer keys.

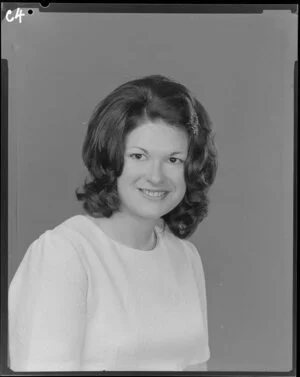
[{"left": 128, "top": 147, "right": 186, "bottom": 156}]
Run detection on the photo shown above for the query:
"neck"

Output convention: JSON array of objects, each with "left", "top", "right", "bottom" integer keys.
[{"left": 95, "top": 212, "right": 158, "bottom": 251}]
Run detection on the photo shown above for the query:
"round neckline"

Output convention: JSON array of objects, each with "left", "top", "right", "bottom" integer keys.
[{"left": 83, "top": 214, "right": 162, "bottom": 254}]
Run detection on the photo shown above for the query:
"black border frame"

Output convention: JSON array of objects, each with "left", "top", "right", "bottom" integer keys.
[{"left": 1, "top": 3, "right": 297, "bottom": 376}]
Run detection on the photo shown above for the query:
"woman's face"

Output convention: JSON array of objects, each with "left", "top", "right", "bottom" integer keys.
[{"left": 117, "top": 118, "right": 188, "bottom": 221}]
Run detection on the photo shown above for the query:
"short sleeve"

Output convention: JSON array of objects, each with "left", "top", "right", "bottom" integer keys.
[
  {"left": 187, "top": 241, "right": 210, "bottom": 364},
  {"left": 8, "top": 230, "right": 88, "bottom": 371}
]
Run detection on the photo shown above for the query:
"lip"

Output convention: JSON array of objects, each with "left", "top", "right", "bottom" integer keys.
[
  {"left": 139, "top": 188, "right": 169, "bottom": 192},
  {"left": 138, "top": 188, "right": 169, "bottom": 200}
]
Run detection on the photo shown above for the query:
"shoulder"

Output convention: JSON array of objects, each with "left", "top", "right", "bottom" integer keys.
[
  {"left": 9, "top": 217, "right": 89, "bottom": 297},
  {"left": 182, "top": 239, "right": 205, "bottom": 274},
  {"left": 18, "top": 215, "right": 90, "bottom": 272},
  {"left": 53, "top": 214, "right": 92, "bottom": 237},
  {"left": 45, "top": 214, "right": 95, "bottom": 249},
  {"left": 160, "top": 227, "right": 197, "bottom": 254},
  {"left": 159, "top": 227, "right": 202, "bottom": 264}
]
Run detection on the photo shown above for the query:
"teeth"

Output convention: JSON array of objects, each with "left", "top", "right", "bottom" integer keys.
[{"left": 141, "top": 189, "right": 167, "bottom": 197}]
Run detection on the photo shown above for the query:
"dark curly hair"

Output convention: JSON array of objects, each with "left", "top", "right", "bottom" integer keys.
[{"left": 76, "top": 74, "right": 218, "bottom": 239}]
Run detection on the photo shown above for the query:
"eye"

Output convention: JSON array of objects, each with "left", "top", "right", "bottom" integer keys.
[
  {"left": 169, "top": 157, "right": 184, "bottom": 164},
  {"left": 129, "top": 153, "right": 146, "bottom": 160}
]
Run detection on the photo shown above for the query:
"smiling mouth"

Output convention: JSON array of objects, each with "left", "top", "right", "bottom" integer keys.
[{"left": 138, "top": 188, "right": 169, "bottom": 199}]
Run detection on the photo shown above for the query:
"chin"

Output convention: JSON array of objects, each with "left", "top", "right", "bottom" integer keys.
[
  {"left": 134, "top": 211, "right": 166, "bottom": 221},
  {"left": 135, "top": 205, "right": 178, "bottom": 220}
]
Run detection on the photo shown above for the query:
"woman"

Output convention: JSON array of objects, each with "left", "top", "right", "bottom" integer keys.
[{"left": 8, "top": 74, "right": 218, "bottom": 371}]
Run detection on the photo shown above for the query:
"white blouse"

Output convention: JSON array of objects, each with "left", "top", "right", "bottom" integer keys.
[{"left": 8, "top": 215, "right": 210, "bottom": 371}]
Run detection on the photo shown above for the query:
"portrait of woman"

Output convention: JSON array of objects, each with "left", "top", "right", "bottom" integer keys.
[{"left": 8, "top": 74, "right": 218, "bottom": 371}]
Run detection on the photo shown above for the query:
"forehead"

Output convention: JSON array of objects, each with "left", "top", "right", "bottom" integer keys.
[{"left": 125, "top": 119, "right": 188, "bottom": 152}]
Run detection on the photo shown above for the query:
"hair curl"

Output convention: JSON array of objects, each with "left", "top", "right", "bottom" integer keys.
[{"left": 76, "top": 74, "right": 218, "bottom": 239}]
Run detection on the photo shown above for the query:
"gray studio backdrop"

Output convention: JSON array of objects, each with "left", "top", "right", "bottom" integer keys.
[{"left": 2, "top": 9, "right": 296, "bottom": 372}]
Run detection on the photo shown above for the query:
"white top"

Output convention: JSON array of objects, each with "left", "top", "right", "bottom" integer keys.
[{"left": 8, "top": 214, "right": 210, "bottom": 371}]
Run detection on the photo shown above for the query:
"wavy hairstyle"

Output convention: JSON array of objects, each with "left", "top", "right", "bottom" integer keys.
[{"left": 76, "top": 74, "right": 218, "bottom": 238}]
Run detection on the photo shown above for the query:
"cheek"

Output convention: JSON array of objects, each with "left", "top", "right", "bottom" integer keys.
[
  {"left": 176, "top": 181, "right": 187, "bottom": 201},
  {"left": 117, "top": 164, "right": 138, "bottom": 185},
  {"left": 121, "top": 161, "right": 143, "bottom": 179},
  {"left": 176, "top": 168, "right": 187, "bottom": 191},
  {"left": 170, "top": 168, "right": 186, "bottom": 188}
]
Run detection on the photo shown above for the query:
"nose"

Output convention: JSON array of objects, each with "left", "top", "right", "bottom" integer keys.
[{"left": 146, "top": 160, "right": 166, "bottom": 185}]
